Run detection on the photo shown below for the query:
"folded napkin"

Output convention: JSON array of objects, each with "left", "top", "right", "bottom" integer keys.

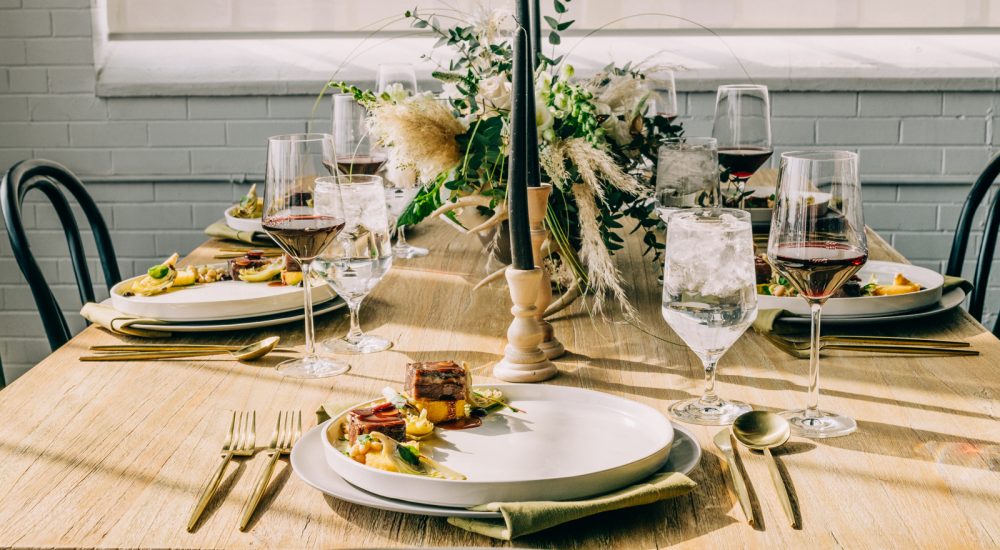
[
  {"left": 204, "top": 220, "right": 272, "bottom": 245},
  {"left": 317, "top": 399, "right": 696, "bottom": 541},
  {"left": 753, "top": 275, "right": 973, "bottom": 333},
  {"left": 446, "top": 472, "right": 697, "bottom": 540},
  {"left": 81, "top": 302, "right": 171, "bottom": 339}
]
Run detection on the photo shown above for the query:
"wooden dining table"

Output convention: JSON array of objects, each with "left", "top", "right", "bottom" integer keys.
[{"left": 1, "top": 190, "right": 999, "bottom": 548}]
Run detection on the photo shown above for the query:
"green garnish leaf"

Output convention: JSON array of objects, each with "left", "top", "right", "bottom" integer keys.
[
  {"left": 357, "top": 434, "right": 372, "bottom": 445},
  {"left": 147, "top": 264, "right": 169, "bottom": 279},
  {"left": 397, "top": 444, "right": 420, "bottom": 466}
]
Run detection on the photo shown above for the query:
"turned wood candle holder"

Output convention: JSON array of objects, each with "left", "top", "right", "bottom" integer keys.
[
  {"left": 493, "top": 266, "right": 558, "bottom": 383},
  {"left": 527, "top": 183, "right": 565, "bottom": 359}
]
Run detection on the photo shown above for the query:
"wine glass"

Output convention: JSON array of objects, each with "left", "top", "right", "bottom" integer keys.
[
  {"left": 662, "top": 208, "right": 757, "bottom": 425},
  {"left": 767, "top": 150, "right": 868, "bottom": 439},
  {"left": 712, "top": 84, "right": 772, "bottom": 208},
  {"left": 262, "top": 134, "right": 350, "bottom": 378},
  {"left": 314, "top": 174, "right": 393, "bottom": 354},
  {"left": 332, "top": 93, "right": 387, "bottom": 176},
  {"left": 655, "top": 137, "right": 720, "bottom": 220},
  {"left": 645, "top": 68, "right": 678, "bottom": 121},
  {"left": 376, "top": 63, "right": 428, "bottom": 259}
]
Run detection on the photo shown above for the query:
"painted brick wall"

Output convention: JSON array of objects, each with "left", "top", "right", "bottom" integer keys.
[{"left": 1, "top": 1, "right": 999, "bottom": 381}]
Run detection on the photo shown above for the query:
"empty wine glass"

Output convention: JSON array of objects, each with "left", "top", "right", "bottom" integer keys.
[
  {"left": 662, "top": 208, "right": 757, "bottom": 425},
  {"left": 655, "top": 137, "right": 720, "bottom": 219},
  {"left": 712, "top": 84, "right": 772, "bottom": 208},
  {"left": 767, "top": 151, "right": 868, "bottom": 438},
  {"left": 332, "top": 93, "right": 387, "bottom": 176},
  {"left": 377, "top": 62, "right": 418, "bottom": 97},
  {"left": 262, "top": 133, "right": 349, "bottom": 378},
  {"left": 315, "top": 174, "right": 393, "bottom": 354},
  {"left": 644, "top": 67, "right": 679, "bottom": 121}
]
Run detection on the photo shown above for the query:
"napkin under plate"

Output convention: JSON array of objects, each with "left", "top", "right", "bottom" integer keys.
[
  {"left": 81, "top": 302, "right": 171, "bottom": 338},
  {"left": 205, "top": 220, "right": 271, "bottom": 245}
]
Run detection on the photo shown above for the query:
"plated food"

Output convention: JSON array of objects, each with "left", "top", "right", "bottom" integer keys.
[
  {"left": 123, "top": 251, "right": 302, "bottom": 297},
  {"left": 726, "top": 186, "right": 831, "bottom": 223},
  {"left": 755, "top": 255, "right": 922, "bottom": 298},
  {"left": 225, "top": 185, "right": 264, "bottom": 232},
  {"left": 321, "top": 376, "right": 676, "bottom": 508}
]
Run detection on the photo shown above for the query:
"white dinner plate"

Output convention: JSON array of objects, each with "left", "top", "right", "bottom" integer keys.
[
  {"left": 224, "top": 205, "right": 263, "bottom": 233},
  {"left": 777, "top": 287, "right": 966, "bottom": 326},
  {"left": 291, "top": 420, "right": 701, "bottom": 519},
  {"left": 758, "top": 261, "right": 944, "bottom": 318},
  {"left": 110, "top": 275, "right": 336, "bottom": 322},
  {"left": 101, "top": 295, "right": 346, "bottom": 332},
  {"left": 320, "top": 384, "right": 676, "bottom": 508}
]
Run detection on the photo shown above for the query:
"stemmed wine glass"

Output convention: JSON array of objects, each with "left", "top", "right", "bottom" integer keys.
[
  {"left": 712, "top": 84, "right": 772, "bottom": 208},
  {"left": 261, "top": 133, "right": 349, "bottom": 378},
  {"left": 662, "top": 208, "right": 757, "bottom": 425},
  {"left": 376, "top": 62, "right": 428, "bottom": 259},
  {"left": 644, "top": 68, "right": 679, "bottom": 121},
  {"left": 767, "top": 151, "right": 868, "bottom": 438},
  {"left": 314, "top": 174, "right": 394, "bottom": 354},
  {"left": 332, "top": 93, "right": 387, "bottom": 176}
]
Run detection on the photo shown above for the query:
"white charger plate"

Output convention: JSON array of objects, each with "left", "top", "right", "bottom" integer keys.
[
  {"left": 758, "top": 261, "right": 943, "bottom": 318},
  {"left": 292, "top": 420, "right": 701, "bottom": 519},
  {"left": 777, "top": 287, "right": 965, "bottom": 326},
  {"left": 321, "top": 384, "right": 676, "bottom": 508},
  {"left": 224, "top": 205, "right": 263, "bottom": 233},
  {"left": 110, "top": 276, "right": 336, "bottom": 322},
  {"left": 104, "top": 295, "right": 346, "bottom": 332}
]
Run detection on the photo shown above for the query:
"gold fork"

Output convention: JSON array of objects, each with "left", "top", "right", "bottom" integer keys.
[
  {"left": 187, "top": 410, "right": 256, "bottom": 532},
  {"left": 762, "top": 331, "right": 979, "bottom": 358},
  {"left": 239, "top": 410, "right": 302, "bottom": 530}
]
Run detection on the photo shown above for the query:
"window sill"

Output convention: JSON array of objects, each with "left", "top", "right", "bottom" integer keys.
[{"left": 96, "top": 31, "right": 1000, "bottom": 97}]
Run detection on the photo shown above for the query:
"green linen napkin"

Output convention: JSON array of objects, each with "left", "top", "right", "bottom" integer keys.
[
  {"left": 205, "top": 220, "right": 272, "bottom": 245},
  {"left": 753, "top": 276, "right": 973, "bottom": 334},
  {"left": 446, "top": 472, "right": 697, "bottom": 540},
  {"left": 318, "top": 399, "right": 697, "bottom": 541}
]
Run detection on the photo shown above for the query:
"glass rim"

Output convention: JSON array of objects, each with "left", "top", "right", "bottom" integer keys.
[
  {"left": 717, "top": 83, "right": 769, "bottom": 92},
  {"left": 780, "top": 150, "right": 858, "bottom": 162},
  {"left": 267, "top": 132, "right": 333, "bottom": 143},
  {"left": 316, "top": 174, "right": 383, "bottom": 187},
  {"left": 660, "top": 136, "right": 717, "bottom": 146},
  {"left": 668, "top": 207, "right": 751, "bottom": 224}
]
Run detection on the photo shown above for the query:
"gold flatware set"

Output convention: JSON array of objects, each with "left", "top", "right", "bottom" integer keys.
[
  {"left": 762, "top": 331, "right": 977, "bottom": 358},
  {"left": 188, "top": 410, "right": 302, "bottom": 532},
  {"left": 83, "top": 337, "right": 290, "bottom": 361}
]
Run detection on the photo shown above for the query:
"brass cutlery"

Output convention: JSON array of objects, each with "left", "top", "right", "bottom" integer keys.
[
  {"left": 188, "top": 410, "right": 256, "bottom": 532},
  {"left": 733, "top": 411, "right": 796, "bottom": 527},
  {"left": 239, "top": 410, "right": 302, "bottom": 530},
  {"left": 83, "top": 337, "right": 283, "bottom": 362},
  {"left": 713, "top": 429, "right": 755, "bottom": 525},
  {"left": 762, "top": 331, "right": 978, "bottom": 358}
]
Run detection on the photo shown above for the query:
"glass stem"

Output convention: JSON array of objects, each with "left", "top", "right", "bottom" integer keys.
[
  {"left": 807, "top": 301, "right": 823, "bottom": 418},
  {"left": 735, "top": 177, "right": 748, "bottom": 209},
  {"left": 346, "top": 300, "right": 364, "bottom": 344},
  {"left": 301, "top": 261, "right": 316, "bottom": 357},
  {"left": 397, "top": 225, "right": 408, "bottom": 247},
  {"left": 700, "top": 356, "right": 720, "bottom": 405}
]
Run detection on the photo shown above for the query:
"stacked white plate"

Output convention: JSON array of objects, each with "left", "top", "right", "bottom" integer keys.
[{"left": 292, "top": 384, "right": 702, "bottom": 516}]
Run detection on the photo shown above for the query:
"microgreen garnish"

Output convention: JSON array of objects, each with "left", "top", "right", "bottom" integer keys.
[{"left": 397, "top": 444, "right": 421, "bottom": 466}]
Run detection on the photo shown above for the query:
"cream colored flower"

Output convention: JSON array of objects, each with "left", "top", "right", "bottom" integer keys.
[
  {"left": 477, "top": 74, "right": 512, "bottom": 114},
  {"left": 382, "top": 82, "right": 409, "bottom": 103}
]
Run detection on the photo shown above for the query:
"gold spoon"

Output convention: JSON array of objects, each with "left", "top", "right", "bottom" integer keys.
[
  {"left": 732, "top": 411, "right": 795, "bottom": 527},
  {"left": 82, "top": 336, "right": 282, "bottom": 362},
  {"left": 91, "top": 340, "right": 294, "bottom": 353}
]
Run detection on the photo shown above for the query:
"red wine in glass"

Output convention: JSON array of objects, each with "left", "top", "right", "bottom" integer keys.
[
  {"left": 333, "top": 154, "right": 387, "bottom": 176},
  {"left": 770, "top": 242, "right": 868, "bottom": 300},
  {"left": 718, "top": 147, "right": 773, "bottom": 180},
  {"left": 262, "top": 215, "right": 346, "bottom": 261}
]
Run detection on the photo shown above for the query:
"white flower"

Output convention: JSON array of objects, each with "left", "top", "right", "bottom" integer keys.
[
  {"left": 536, "top": 71, "right": 553, "bottom": 93},
  {"left": 559, "top": 64, "right": 575, "bottom": 81},
  {"left": 383, "top": 82, "right": 409, "bottom": 103},
  {"left": 535, "top": 94, "right": 554, "bottom": 140},
  {"left": 477, "top": 74, "right": 511, "bottom": 114}
]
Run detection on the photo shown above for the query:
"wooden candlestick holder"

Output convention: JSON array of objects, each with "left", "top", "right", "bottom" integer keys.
[
  {"left": 493, "top": 266, "right": 558, "bottom": 382},
  {"left": 527, "top": 183, "right": 565, "bottom": 359}
]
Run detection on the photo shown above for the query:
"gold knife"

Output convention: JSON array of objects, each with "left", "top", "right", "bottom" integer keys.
[{"left": 713, "top": 429, "right": 754, "bottom": 525}]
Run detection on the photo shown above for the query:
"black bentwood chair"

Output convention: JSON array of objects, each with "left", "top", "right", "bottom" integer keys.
[
  {"left": 1, "top": 160, "right": 122, "bottom": 350},
  {"left": 946, "top": 151, "right": 1000, "bottom": 334}
]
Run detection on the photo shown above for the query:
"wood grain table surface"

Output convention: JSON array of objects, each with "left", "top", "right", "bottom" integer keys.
[{"left": 0, "top": 179, "right": 998, "bottom": 548}]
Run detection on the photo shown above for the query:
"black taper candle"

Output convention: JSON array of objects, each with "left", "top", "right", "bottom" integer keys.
[
  {"left": 507, "top": 10, "right": 534, "bottom": 271},
  {"left": 522, "top": 4, "right": 540, "bottom": 189},
  {"left": 530, "top": 0, "right": 541, "bottom": 61}
]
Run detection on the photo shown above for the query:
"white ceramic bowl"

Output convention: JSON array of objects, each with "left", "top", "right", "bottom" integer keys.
[
  {"left": 745, "top": 186, "right": 831, "bottom": 224},
  {"left": 321, "top": 384, "right": 675, "bottom": 508},
  {"left": 758, "top": 260, "right": 944, "bottom": 317},
  {"left": 224, "top": 205, "right": 263, "bottom": 233}
]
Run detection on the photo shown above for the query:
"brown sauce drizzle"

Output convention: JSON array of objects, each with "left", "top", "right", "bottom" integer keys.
[{"left": 437, "top": 417, "right": 482, "bottom": 430}]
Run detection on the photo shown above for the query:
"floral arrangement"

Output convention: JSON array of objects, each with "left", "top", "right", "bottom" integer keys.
[{"left": 333, "top": 1, "right": 683, "bottom": 314}]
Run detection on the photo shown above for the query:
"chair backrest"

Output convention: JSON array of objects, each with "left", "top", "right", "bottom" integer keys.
[
  {"left": 946, "top": 151, "right": 1000, "bottom": 330},
  {"left": 1, "top": 160, "right": 121, "bottom": 350}
]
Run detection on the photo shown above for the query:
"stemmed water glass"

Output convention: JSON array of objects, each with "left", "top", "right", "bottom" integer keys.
[
  {"left": 314, "top": 174, "right": 394, "bottom": 354},
  {"left": 376, "top": 62, "right": 428, "bottom": 259},
  {"left": 662, "top": 208, "right": 757, "bottom": 425},
  {"left": 332, "top": 93, "right": 386, "bottom": 176},
  {"left": 712, "top": 84, "right": 772, "bottom": 208},
  {"left": 654, "top": 137, "right": 720, "bottom": 219},
  {"left": 261, "top": 133, "right": 349, "bottom": 378},
  {"left": 644, "top": 67, "right": 679, "bottom": 121},
  {"left": 767, "top": 151, "right": 867, "bottom": 438}
]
